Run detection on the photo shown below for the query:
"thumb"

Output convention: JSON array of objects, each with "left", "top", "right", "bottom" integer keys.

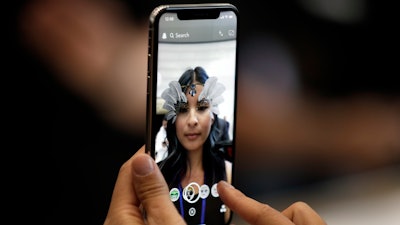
[{"left": 132, "top": 153, "right": 186, "bottom": 225}]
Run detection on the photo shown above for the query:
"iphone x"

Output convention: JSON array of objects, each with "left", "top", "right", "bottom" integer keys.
[{"left": 146, "top": 3, "right": 238, "bottom": 225}]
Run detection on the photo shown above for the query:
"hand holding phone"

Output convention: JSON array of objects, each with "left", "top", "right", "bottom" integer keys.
[{"left": 146, "top": 4, "right": 239, "bottom": 225}]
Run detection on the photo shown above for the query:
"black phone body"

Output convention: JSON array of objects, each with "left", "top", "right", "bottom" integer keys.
[{"left": 146, "top": 4, "right": 238, "bottom": 225}]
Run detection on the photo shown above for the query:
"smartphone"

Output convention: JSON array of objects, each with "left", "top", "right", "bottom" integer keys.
[{"left": 146, "top": 3, "right": 238, "bottom": 225}]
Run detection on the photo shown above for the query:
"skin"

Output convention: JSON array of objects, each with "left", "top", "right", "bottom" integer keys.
[
  {"left": 175, "top": 85, "right": 214, "bottom": 153},
  {"left": 104, "top": 146, "right": 327, "bottom": 225},
  {"left": 218, "top": 181, "right": 327, "bottom": 225},
  {"left": 104, "top": 146, "right": 185, "bottom": 225}
]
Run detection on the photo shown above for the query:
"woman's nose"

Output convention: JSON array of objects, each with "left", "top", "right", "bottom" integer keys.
[{"left": 187, "top": 109, "right": 198, "bottom": 126}]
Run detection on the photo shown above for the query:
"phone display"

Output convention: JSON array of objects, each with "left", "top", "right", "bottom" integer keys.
[{"left": 146, "top": 4, "right": 238, "bottom": 225}]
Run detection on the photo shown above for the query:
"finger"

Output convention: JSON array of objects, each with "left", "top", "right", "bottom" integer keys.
[
  {"left": 217, "top": 181, "right": 293, "bottom": 225},
  {"left": 132, "top": 149, "right": 186, "bottom": 225},
  {"left": 105, "top": 145, "right": 148, "bottom": 225},
  {"left": 281, "top": 202, "right": 327, "bottom": 225}
]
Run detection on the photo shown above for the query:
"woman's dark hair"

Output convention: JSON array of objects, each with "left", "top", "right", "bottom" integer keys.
[{"left": 158, "top": 66, "right": 226, "bottom": 188}]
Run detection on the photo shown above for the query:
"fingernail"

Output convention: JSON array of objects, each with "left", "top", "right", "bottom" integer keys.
[
  {"left": 218, "top": 180, "right": 235, "bottom": 189},
  {"left": 133, "top": 154, "right": 154, "bottom": 176}
]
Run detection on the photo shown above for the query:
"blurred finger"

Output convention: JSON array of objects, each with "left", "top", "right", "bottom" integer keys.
[
  {"left": 217, "top": 181, "right": 293, "bottom": 225},
  {"left": 281, "top": 202, "right": 327, "bottom": 225}
]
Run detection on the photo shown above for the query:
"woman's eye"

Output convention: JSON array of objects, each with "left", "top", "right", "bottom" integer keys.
[
  {"left": 197, "top": 105, "right": 209, "bottom": 111},
  {"left": 197, "top": 100, "right": 210, "bottom": 111},
  {"left": 177, "top": 103, "right": 189, "bottom": 113}
]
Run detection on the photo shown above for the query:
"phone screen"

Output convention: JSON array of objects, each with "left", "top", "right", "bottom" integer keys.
[{"left": 146, "top": 4, "right": 238, "bottom": 225}]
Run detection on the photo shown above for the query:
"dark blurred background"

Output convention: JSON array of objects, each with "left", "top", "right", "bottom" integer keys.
[{"left": 9, "top": 0, "right": 399, "bottom": 224}]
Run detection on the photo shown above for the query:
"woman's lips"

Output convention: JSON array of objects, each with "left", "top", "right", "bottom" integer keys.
[{"left": 185, "top": 133, "right": 200, "bottom": 140}]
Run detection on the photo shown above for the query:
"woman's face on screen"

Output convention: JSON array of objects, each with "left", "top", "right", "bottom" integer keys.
[{"left": 175, "top": 84, "right": 213, "bottom": 152}]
